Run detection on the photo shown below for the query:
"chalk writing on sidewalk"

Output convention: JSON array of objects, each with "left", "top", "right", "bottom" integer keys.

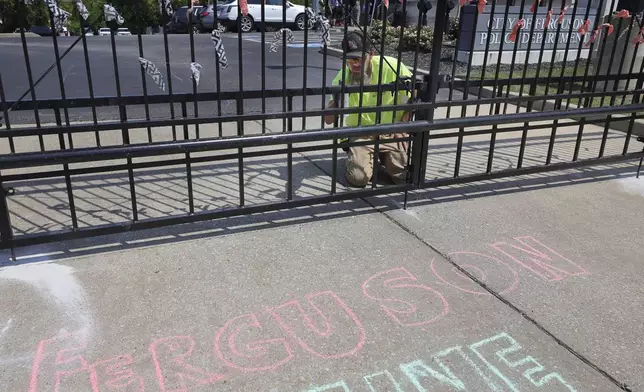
[
  {"left": 24, "top": 235, "right": 586, "bottom": 391},
  {"left": 150, "top": 336, "right": 225, "bottom": 392},
  {"left": 302, "top": 332, "right": 576, "bottom": 391},
  {"left": 431, "top": 236, "right": 589, "bottom": 296},
  {"left": 469, "top": 332, "right": 578, "bottom": 391},
  {"left": 490, "top": 237, "right": 589, "bottom": 282},
  {"left": 362, "top": 267, "right": 450, "bottom": 327},
  {"left": 266, "top": 291, "right": 367, "bottom": 359}
]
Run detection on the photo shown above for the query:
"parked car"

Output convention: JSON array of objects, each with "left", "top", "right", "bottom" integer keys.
[
  {"left": 197, "top": 4, "right": 217, "bottom": 32},
  {"left": 167, "top": 6, "right": 203, "bottom": 33},
  {"left": 216, "top": 0, "right": 313, "bottom": 33},
  {"left": 117, "top": 28, "right": 131, "bottom": 36},
  {"left": 98, "top": 27, "right": 111, "bottom": 36},
  {"left": 28, "top": 26, "right": 54, "bottom": 36}
]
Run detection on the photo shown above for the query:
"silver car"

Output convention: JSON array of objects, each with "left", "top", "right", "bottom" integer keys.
[{"left": 197, "top": 4, "right": 218, "bottom": 32}]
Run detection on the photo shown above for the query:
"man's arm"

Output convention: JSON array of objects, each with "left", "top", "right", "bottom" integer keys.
[
  {"left": 326, "top": 69, "right": 347, "bottom": 125},
  {"left": 398, "top": 90, "right": 417, "bottom": 123},
  {"left": 324, "top": 98, "right": 338, "bottom": 125},
  {"left": 401, "top": 109, "right": 411, "bottom": 122},
  {"left": 389, "top": 62, "right": 414, "bottom": 123}
]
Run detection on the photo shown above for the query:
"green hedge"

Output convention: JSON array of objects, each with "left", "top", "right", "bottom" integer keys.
[
  {"left": 447, "top": 16, "right": 459, "bottom": 40},
  {"left": 369, "top": 17, "right": 459, "bottom": 52},
  {"left": 369, "top": 20, "right": 433, "bottom": 52}
]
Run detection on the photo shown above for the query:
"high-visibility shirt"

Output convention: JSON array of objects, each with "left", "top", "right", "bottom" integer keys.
[{"left": 332, "top": 55, "right": 413, "bottom": 128}]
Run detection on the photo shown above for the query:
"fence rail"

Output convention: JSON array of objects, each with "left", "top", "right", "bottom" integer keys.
[{"left": 1, "top": 0, "right": 644, "bottom": 256}]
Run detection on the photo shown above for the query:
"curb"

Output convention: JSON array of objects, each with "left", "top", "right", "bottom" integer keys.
[
  {"left": 0, "top": 33, "right": 39, "bottom": 38},
  {"left": 319, "top": 46, "right": 429, "bottom": 75},
  {"left": 329, "top": 26, "right": 359, "bottom": 33}
]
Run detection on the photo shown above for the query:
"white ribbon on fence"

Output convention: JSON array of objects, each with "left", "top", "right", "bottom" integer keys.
[
  {"left": 190, "top": 62, "right": 202, "bottom": 86},
  {"left": 44, "top": 0, "right": 71, "bottom": 32},
  {"left": 270, "top": 28, "right": 295, "bottom": 52},
  {"left": 74, "top": 0, "right": 89, "bottom": 20},
  {"left": 306, "top": 9, "right": 331, "bottom": 46},
  {"left": 316, "top": 15, "right": 331, "bottom": 46},
  {"left": 211, "top": 29, "right": 228, "bottom": 68},
  {"left": 139, "top": 57, "right": 167, "bottom": 91},
  {"left": 159, "top": 0, "right": 174, "bottom": 16},
  {"left": 104, "top": 3, "right": 125, "bottom": 25}
]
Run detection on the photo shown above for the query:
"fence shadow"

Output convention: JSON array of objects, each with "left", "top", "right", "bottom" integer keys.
[{"left": 1, "top": 156, "right": 638, "bottom": 266}]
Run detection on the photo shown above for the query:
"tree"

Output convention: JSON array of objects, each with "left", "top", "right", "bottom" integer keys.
[
  {"left": 0, "top": 0, "right": 48, "bottom": 32},
  {"left": 0, "top": 0, "right": 15, "bottom": 31},
  {"left": 58, "top": 0, "right": 106, "bottom": 34},
  {"left": 0, "top": 0, "right": 169, "bottom": 33}
]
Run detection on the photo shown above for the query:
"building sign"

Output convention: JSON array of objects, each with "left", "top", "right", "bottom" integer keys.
[{"left": 458, "top": 5, "right": 598, "bottom": 52}]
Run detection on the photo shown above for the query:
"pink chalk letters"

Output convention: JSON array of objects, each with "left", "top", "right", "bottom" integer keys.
[
  {"left": 150, "top": 336, "right": 224, "bottom": 392},
  {"left": 27, "top": 235, "right": 587, "bottom": 391},
  {"left": 214, "top": 313, "right": 294, "bottom": 372},
  {"left": 90, "top": 355, "right": 144, "bottom": 392},
  {"left": 267, "top": 291, "right": 366, "bottom": 359},
  {"left": 432, "top": 252, "right": 519, "bottom": 295},
  {"left": 362, "top": 267, "right": 449, "bottom": 326},
  {"left": 29, "top": 331, "right": 89, "bottom": 392},
  {"left": 490, "top": 236, "right": 589, "bottom": 281}
]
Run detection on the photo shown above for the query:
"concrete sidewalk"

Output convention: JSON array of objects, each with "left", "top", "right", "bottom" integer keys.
[
  {"left": 1, "top": 99, "right": 643, "bottom": 391},
  {"left": 0, "top": 158, "right": 643, "bottom": 391}
]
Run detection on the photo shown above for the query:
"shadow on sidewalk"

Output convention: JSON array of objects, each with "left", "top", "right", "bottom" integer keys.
[{"left": 1, "top": 157, "right": 638, "bottom": 266}]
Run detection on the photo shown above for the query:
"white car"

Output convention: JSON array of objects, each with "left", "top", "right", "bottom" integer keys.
[
  {"left": 217, "top": 0, "right": 313, "bottom": 33},
  {"left": 98, "top": 28, "right": 131, "bottom": 36}
]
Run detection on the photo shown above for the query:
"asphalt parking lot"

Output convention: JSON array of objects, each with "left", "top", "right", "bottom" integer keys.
[{"left": 0, "top": 33, "right": 345, "bottom": 124}]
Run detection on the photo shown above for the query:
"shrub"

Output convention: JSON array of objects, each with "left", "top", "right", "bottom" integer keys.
[
  {"left": 446, "top": 16, "right": 459, "bottom": 41},
  {"left": 401, "top": 24, "right": 434, "bottom": 51},
  {"left": 369, "top": 19, "right": 434, "bottom": 52},
  {"left": 369, "top": 19, "right": 400, "bottom": 45}
]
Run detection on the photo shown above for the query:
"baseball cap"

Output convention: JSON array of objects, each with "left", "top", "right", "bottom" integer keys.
[{"left": 341, "top": 31, "right": 368, "bottom": 59}]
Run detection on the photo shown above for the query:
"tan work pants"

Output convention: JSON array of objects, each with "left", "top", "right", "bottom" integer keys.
[{"left": 346, "top": 136, "right": 408, "bottom": 187}]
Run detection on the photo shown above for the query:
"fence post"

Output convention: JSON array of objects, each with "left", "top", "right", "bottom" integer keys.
[
  {"left": 635, "top": 74, "right": 644, "bottom": 104},
  {"left": 0, "top": 181, "right": 15, "bottom": 261},
  {"left": 412, "top": 0, "right": 449, "bottom": 187}
]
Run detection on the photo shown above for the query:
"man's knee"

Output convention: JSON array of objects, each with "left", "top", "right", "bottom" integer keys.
[
  {"left": 346, "top": 147, "right": 373, "bottom": 187},
  {"left": 346, "top": 162, "right": 371, "bottom": 187},
  {"left": 385, "top": 151, "right": 408, "bottom": 183}
]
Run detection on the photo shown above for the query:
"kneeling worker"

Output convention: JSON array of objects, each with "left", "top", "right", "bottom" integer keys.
[{"left": 325, "top": 31, "right": 414, "bottom": 187}]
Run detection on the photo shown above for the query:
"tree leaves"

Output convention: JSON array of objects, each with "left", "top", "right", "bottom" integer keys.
[{"left": 0, "top": 0, "right": 172, "bottom": 33}]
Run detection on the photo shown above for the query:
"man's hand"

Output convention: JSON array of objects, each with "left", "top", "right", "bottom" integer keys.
[
  {"left": 391, "top": 132, "right": 409, "bottom": 152},
  {"left": 396, "top": 98, "right": 415, "bottom": 151},
  {"left": 395, "top": 99, "right": 413, "bottom": 151},
  {"left": 324, "top": 99, "right": 338, "bottom": 125}
]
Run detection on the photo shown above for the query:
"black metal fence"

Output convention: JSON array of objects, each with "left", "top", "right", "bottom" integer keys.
[{"left": 1, "top": 0, "right": 643, "bottom": 255}]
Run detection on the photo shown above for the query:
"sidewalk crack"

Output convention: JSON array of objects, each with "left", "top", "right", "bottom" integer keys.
[{"left": 371, "top": 199, "right": 633, "bottom": 392}]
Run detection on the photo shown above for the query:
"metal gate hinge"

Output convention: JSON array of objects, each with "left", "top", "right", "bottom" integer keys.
[
  {"left": 2, "top": 187, "right": 15, "bottom": 197},
  {"left": 439, "top": 74, "right": 452, "bottom": 86}
]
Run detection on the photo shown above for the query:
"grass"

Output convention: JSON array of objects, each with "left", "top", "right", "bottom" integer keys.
[{"left": 464, "top": 63, "right": 640, "bottom": 109}]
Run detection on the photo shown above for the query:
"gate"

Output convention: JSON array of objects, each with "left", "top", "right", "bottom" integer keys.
[{"left": 0, "top": 0, "right": 643, "bottom": 257}]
